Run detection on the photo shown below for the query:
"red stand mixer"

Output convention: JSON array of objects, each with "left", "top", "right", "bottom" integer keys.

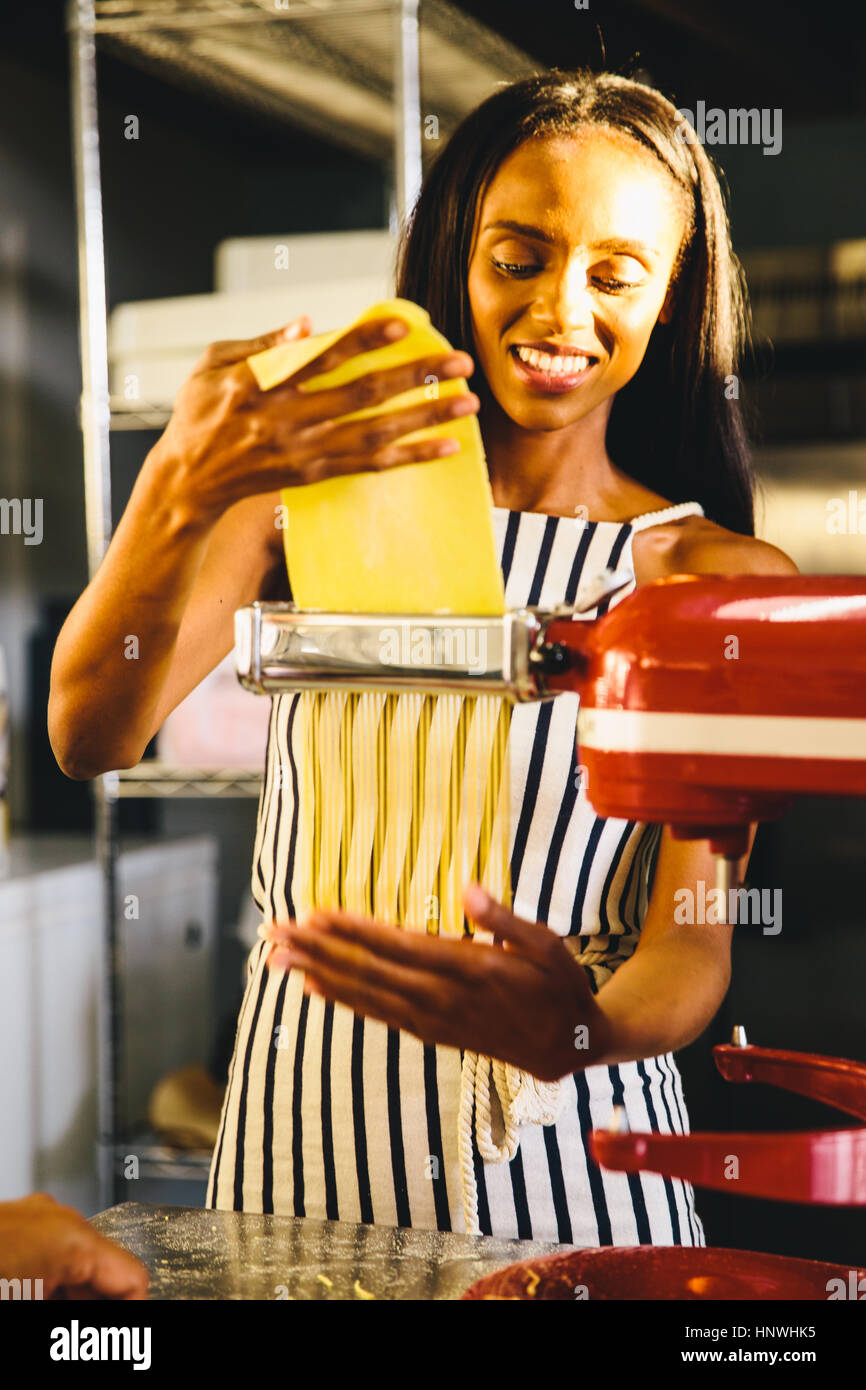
[
  {"left": 236, "top": 571, "right": 866, "bottom": 1299},
  {"left": 494, "top": 572, "right": 866, "bottom": 1298}
]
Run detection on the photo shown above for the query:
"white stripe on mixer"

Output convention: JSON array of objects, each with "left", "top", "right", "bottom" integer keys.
[{"left": 578, "top": 707, "right": 866, "bottom": 759}]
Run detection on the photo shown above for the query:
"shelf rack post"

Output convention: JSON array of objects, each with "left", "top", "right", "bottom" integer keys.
[
  {"left": 393, "top": 0, "right": 423, "bottom": 232},
  {"left": 67, "top": 0, "right": 124, "bottom": 1213},
  {"left": 63, "top": 0, "right": 445, "bottom": 1212}
]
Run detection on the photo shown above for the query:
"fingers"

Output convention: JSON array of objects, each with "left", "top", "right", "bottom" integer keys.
[
  {"left": 174, "top": 309, "right": 481, "bottom": 503},
  {"left": 288, "top": 314, "right": 410, "bottom": 386},
  {"left": 78, "top": 1235, "right": 151, "bottom": 1301},
  {"left": 202, "top": 409, "right": 471, "bottom": 501},
  {"left": 272, "top": 943, "right": 463, "bottom": 1047},
  {"left": 283, "top": 940, "right": 442, "bottom": 1018},
  {"left": 54, "top": 1232, "right": 150, "bottom": 1301},
  {"left": 293, "top": 391, "right": 479, "bottom": 475},
  {"left": 268, "top": 922, "right": 538, "bottom": 1059},
  {"left": 212, "top": 351, "right": 478, "bottom": 491},
  {"left": 269, "top": 908, "right": 490, "bottom": 981},
  {"left": 309, "top": 435, "right": 462, "bottom": 480},
  {"left": 240, "top": 406, "right": 474, "bottom": 493},
  {"left": 284, "top": 347, "right": 474, "bottom": 419},
  {"left": 0, "top": 1195, "right": 150, "bottom": 1301},
  {"left": 463, "top": 884, "right": 555, "bottom": 957},
  {"left": 198, "top": 316, "right": 312, "bottom": 371}
]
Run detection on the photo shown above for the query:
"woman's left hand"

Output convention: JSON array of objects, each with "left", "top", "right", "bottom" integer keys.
[{"left": 264, "top": 884, "right": 610, "bottom": 1082}]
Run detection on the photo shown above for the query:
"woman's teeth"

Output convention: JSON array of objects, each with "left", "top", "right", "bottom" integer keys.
[{"left": 515, "top": 346, "right": 593, "bottom": 374}]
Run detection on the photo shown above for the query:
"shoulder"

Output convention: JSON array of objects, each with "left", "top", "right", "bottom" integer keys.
[
  {"left": 674, "top": 517, "right": 799, "bottom": 577},
  {"left": 632, "top": 514, "right": 799, "bottom": 584}
]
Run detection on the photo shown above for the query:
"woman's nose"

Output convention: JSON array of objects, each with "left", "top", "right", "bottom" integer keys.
[{"left": 542, "top": 261, "right": 596, "bottom": 335}]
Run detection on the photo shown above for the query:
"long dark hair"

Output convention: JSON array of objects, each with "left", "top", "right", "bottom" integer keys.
[{"left": 395, "top": 69, "right": 756, "bottom": 537}]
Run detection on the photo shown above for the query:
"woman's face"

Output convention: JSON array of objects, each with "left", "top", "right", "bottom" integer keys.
[{"left": 466, "top": 130, "right": 689, "bottom": 432}]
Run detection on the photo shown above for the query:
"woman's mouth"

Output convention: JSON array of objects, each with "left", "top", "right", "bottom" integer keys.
[{"left": 509, "top": 344, "right": 598, "bottom": 395}]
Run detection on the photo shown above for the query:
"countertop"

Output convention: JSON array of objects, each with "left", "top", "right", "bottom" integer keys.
[
  {"left": 90, "top": 1202, "right": 566, "bottom": 1300},
  {"left": 0, "top": 831, "right": 207, "bottom": 881}
]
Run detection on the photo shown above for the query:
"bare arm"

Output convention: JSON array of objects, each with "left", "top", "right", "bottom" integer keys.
[
  {"left": 588, "top": 524, "right": 798, "bottom": 1062},
  {"left": 49, "top": 313, "right": 478, "bottom": 780},
  {"left": 48, "top": 468, "right": 283, "bottom": 779},
  {"left": 585, "top": 825, "right": 753, "bottom": 1065}
]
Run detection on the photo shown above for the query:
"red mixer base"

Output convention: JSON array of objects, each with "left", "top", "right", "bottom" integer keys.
[{"left": 462, "top": 1246, "right": 866, "bottom": 1300}]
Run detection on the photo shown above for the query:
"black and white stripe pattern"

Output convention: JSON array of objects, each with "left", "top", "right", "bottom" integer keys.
[{"left": 207, "top": 503, "right": 707, "bottom": 1245}]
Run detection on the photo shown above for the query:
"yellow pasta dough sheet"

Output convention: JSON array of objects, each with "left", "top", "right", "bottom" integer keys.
[{"left": 246, "top": 297, "right": 504, "bottom": 615}]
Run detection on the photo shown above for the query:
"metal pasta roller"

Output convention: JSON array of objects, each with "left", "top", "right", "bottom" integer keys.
[{"left": 235, "top": 570, "right": 866, "bottom": 886}]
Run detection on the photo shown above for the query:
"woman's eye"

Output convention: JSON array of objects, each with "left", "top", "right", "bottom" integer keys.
[
  {"left": 593, "top": 276, "right": 638, "bottom": 293},
  {"left": 490, "top": 256, "right": 641, "bottom": 290},
  {"left": 492, "top": 259, "right": 539, "bottom": 277}
]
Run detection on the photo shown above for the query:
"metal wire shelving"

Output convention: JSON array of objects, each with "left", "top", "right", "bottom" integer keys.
[{"left": 67, "top": 0, "right": 534, "bottom": 1209}]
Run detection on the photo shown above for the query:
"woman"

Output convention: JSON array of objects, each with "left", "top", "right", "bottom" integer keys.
[
  {"left": 211, "top": 69, "right": 800, "bottom": 1244},
  {"left": 50, "top": 70, "right": 796, "bottom": 1246}
]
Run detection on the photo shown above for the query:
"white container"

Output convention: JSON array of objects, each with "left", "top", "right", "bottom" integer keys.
[
  {"left": 108, "top": 275, "right": 394, "bottom": 409},
  {"left": 0, "top": 834, "right": 218, "bottom": 1213},
  {"left": 214, "top": 228, "right": 397, "bottom": 293}
]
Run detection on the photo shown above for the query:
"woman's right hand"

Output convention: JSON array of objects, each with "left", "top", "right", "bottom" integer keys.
[{"left": 149, "top": 313, "right": 480, "bottom": 527}]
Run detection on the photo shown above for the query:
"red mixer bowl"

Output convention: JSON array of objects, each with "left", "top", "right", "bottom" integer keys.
[{"left": 462, "top": 1246, "right": 866, "bottom": 1301}]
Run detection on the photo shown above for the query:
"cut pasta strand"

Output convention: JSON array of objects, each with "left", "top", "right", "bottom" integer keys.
[{"left": 294, "top": 690, "right": 512, "bottom": 935}]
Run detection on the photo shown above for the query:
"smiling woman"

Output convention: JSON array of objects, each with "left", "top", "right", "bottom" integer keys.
[
  {"left": 396, "top": 69, "right": 754, "bottom": 534},
  {"left": 467, "top": 131, "right": 689, "bottom": 455},
  {"left": 202, "top": 69, "right": 798, "bottom": 1246}
]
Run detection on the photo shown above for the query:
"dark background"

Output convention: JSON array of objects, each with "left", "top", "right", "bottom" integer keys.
[{"left": 1, "top": 0, "right": 864, "bottom": 1264}]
